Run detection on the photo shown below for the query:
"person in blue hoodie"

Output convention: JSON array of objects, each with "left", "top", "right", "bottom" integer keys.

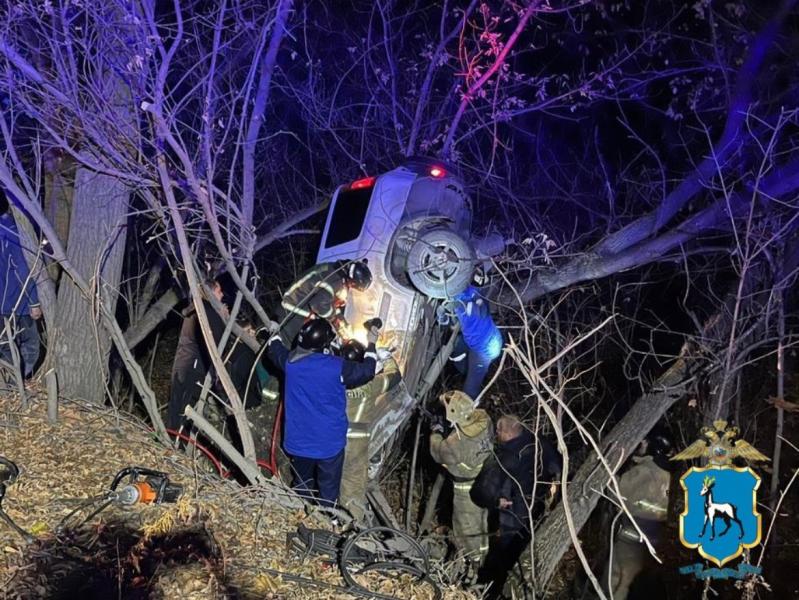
[
  {"left": 445, "top": 267, "right": 503, "bottom": 399},
  {"left": 267, "top": 317, "right": 380, "bottom": 507},
  {"left": 0, "top": 192, "right": 42, "bottom": 378}
]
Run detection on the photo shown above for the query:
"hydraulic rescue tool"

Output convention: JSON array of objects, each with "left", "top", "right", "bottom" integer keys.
[
  {"left": 363, "top": 317, "right": 383, "bottom": 332},
  {"left": 110, "top": 466, "right": 184, "bottom": 506},
  {"left": 57, "top": 466, "right": 183, "bottom": 532}
]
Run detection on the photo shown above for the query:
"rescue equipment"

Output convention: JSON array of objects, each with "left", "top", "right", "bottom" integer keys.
[
  {"left": 110, "top": 466, "right": 184, "bottom": 506},
  {"left": 57, "top": 466, "right": 183, "bottom": 532}
]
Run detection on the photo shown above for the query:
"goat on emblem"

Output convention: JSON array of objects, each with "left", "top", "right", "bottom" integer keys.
[{"left": 699, "top": 476, "right": 744, "bottom": 540}]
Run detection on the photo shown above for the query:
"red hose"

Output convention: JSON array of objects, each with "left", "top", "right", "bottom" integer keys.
[
  {"left": 165, "top": 428, "right": 227, "bottom": 477},
  {"left": 268, "top": 400, "right": 283, "bottom": 478}
]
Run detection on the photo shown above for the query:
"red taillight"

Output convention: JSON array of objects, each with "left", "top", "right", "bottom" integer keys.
[
  {"left": 429, "top": 166, "right": 445, "bottom": 178},
  {"left": 350, "top": 176, "right": 376, "bottom": 190}
]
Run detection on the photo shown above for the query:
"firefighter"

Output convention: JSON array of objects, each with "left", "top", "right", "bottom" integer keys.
[
  {"left": 267, "top": 318, "right": 379, "bottom": 507},
  {"left": 278, "top": 259, "right": 372, "bottom": 347},
  {"left": 338, "top": 339, "right": 400, "bottom": 521},
  {"left": 429, "top": 390, "right": 493, "bottom": 572},
  {"left": 472, "top": 415, "right": 561, "bottom": 600},
  {"left": 443, "top": 268, "right": 503, "bottom": 399},
  {"left": 602, "top": 432, "right": 672, "bottom": 600}
]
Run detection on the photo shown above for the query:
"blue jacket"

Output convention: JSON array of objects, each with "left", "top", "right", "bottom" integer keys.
[
  {"left": 0, "top": 213, "right": 39, "bottom": 316},
  {"left": 268, "top": 338, "right": 377, "bottom": 459},
  {"left": 454, "top": 286, "right": 502, "bottom": 359}
]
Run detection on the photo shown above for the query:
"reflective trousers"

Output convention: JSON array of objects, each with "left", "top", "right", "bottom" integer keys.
[
  {"left": 340, "top": 427, "right": 370, "bottom": 520},
  {"left": 452, "top": 479, "right": 489, "bottom": 561},
  {"left": 603, "top": 522, "right": 661, "bottom": 600}
]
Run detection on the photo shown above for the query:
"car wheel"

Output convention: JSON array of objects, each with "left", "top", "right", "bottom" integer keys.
[{"left": 406, "top": 228, "right": 475, "bottom": 298}]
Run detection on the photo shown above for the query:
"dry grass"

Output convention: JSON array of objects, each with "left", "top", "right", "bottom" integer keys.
[{"left": 0, "top": 389, "right": 474, "bottom": 599}]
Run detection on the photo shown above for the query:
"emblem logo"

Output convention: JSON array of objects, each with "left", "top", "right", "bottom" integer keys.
[{"left": 672, "top": 420, "right": 769, "bottom": 568}]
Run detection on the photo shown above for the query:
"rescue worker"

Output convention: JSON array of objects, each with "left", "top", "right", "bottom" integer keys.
[
  {"left": 267, "top": 318, "right": 380, "bottom": 507},
  {"left": 278, "top": 259, "right": 372, "bottom": 347},
  {"left": 339, "top": 339, "right": 400, "bottom": 521},
  {"left": 429, "top": 390, "right": 493, "bottom": 572},
  {"left": 444, "top": 268, "right": 503, "bottom": 399},
  {"left": 167, "top": 278, "right": 228, "bottom": 430},
  {"left": 0, "top": 191, "right": 42, "bottom": 379},
  {"left": 471, "top": 415, "right": 561, "bottom": 600},
  {"left": 601, "top": 432, "right": 672, "bottom": 600}
]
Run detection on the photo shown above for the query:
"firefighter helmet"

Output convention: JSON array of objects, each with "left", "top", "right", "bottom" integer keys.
[
  {"left": 440, "top": 390, "right": 475, "bottom": 427},
  {"left": 297, "top": 318, "right": 336, "bottom": 351},
  {"left": 346, "top": 260, "right": 373, "bottom": 292},
  {"left": 341, "top": 339, "right": 366, "bottom": 362}
]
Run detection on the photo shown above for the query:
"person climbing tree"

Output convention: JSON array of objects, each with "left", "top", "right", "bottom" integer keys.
[{"left": 443, "top": 267, "right": 503, "bottom": 399}]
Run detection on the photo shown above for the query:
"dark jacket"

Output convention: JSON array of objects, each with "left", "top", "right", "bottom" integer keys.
[
  {"left": 227, "top": 340, "right": 266, "bottom": 409},
  {"left": 471, "top": 429, "right": 561, "bottom": 533},
  {"left": 170, "top": 300, "right": 227, "bottom": 384},
  {"left": 267, "top": 337, "right": 376, "bottom": 459},
  {"left": 0, "top": 213, "right": 39, "bottom": 316}
]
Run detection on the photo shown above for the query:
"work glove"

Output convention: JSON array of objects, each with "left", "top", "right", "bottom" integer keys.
[
  {"left": 430, "top": 415, "right": 447, "bottom": 434},
  {"left": 367, "top": 325, "right": 380, "bottom": 345},
  {"left": 435, "top": 304, "right": 451, "bottom": 326}
]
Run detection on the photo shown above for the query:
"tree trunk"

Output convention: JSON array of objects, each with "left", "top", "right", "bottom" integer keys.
[
  {"left": 51, "top": 167, "right": 129, "bottom": 402},
  {"left": 532, "top": 348, "right": 696, "bottom": 587}
]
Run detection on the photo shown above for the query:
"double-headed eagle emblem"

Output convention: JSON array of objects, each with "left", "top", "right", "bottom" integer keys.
[{"left": 671, "top": 420, "right": 769, "bottom": 466}]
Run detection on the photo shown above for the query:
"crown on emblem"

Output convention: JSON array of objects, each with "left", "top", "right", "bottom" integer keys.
[{"left": 671, "top": 420, "right": 769, "bottom": 466}]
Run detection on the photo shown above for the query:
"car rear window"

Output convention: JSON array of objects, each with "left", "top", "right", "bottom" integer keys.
[{"left": 324, "top": 186, "right": 373, "bottom": 248}]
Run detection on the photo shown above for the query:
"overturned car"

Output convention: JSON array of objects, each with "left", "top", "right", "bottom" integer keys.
[{"left": 251, "top": 158, "right": 501, "bottom": 521}]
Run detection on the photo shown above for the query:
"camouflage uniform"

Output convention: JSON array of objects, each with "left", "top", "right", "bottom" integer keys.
[
  {"left": 605, "top": 455, "right": 670, "bottom": 600},
  {"left": 340, "top": 357, "right": 401, "bottom": 520},
  {"left": 430, "top": 408, "right": 493, "bottom": 562}
]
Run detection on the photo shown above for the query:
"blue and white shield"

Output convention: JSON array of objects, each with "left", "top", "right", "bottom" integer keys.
[{"left": 679, "top": 466, "right": 762, "bottom": 566}]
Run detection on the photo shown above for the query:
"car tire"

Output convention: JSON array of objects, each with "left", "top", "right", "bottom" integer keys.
[{"left": 406, "top": 228, "right": 475, "bottom": 298}]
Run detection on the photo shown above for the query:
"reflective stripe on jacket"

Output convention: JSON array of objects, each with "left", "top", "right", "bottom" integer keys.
[
  {"left": 281, "top": 262, "right": 348, "bottom": 320},
  {"left": 430, "top": 411, "right": 493, "bottom": 481}
]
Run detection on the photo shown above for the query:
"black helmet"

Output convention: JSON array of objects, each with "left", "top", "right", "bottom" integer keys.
[
  {"left": 297, "top": 318, "right": 336, "bottom": 351},
  {"left": 646, "top": 432, "right": 673, "bottom": 458},
  {"left": 346, "top": 260, "right": 372, "bottom": 292},
  {"left": 341, "top": 339, "right": 366, "bottom": 362}
]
